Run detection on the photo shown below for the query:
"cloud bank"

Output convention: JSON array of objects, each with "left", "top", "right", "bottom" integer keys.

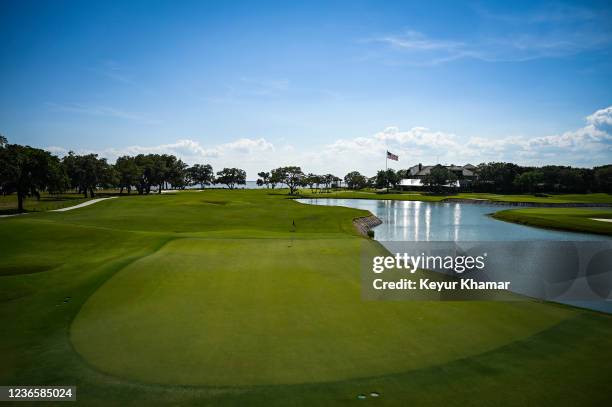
[{"left": 46, "top": 106, "right": 612, "bottom": 178}]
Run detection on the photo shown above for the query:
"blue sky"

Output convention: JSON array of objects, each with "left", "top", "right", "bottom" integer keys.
[{"left": 1, "top": 0, "right": 611, "bottom": 177}]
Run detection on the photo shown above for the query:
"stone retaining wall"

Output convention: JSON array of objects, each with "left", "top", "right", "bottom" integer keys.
[{"left": 353, "top": 215, "right": 383, "bottom": 237}]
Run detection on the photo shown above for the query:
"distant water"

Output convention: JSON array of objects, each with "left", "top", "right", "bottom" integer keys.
[{"left": 189, "top": 181, "right": 288, "bottom": 189}]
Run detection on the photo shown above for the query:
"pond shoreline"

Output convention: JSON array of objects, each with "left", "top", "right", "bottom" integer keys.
[
  {"left": 296, "top": 195, "right": 612, "bottom": 207},
  {"left": 442, "top": 198, "right": 612, "bottom": 207}
]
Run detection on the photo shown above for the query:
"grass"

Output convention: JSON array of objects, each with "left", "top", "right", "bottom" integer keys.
[
  {"left": 492, "top": 208, "right": 612, "bottom": 235},
  {"left": 297, "top": 189, "right": 612, "bottom": 204},
  {"left": 458, "top": 192, "right": 612, "bottom": 204},
  {"left": 0, "top": 193, "right": 92, "bottom": 215},
  {"left": 1, "top": 189, "right": 611, "bottom": 405}
]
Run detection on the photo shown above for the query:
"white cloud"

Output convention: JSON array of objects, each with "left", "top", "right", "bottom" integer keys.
[
  {"left": 45, "top": 137, "right": 280, "bottom": 178},
  {"left": 218, "top": 138, "right": 274, "bottom": 154},
  {"left": 586, "top": 106, "right": 612, "bottom": 132},
  {"left": 45, "top": 107, "right": 612, "bottom": 178},
  {"left": 317, "top": 106, "right": 612, "bottom": 173}
]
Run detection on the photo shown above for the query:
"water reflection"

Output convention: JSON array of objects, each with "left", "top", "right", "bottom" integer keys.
[
  {"left": 425, "top": 204, "right": 431, "bottom": 241},
  {"left": 297, "top": 198, "right": 610, "bottom": 242},
  {"left": 453, "top": 203, "right": 461, "bottom": 241}
]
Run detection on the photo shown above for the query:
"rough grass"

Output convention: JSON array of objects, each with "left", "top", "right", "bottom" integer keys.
[
  {"left": 492, "top": 208, "right": 612, "bottom": 235},
  {"left": 0, "top": 193, "right": 91, "bottom": 214},
  {"left": 1, "top": 189, "right": 611, "bottom": 406}
]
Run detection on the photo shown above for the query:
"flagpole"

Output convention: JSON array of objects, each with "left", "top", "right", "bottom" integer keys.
[{"left": 385, "top": 151, "right": 388, "bottom": 193}]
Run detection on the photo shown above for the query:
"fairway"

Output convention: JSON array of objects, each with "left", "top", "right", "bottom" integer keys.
[{"left": 1, "top": 189, "right": 612, "bottom": 405}]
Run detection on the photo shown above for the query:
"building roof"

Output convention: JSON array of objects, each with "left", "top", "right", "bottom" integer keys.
[
  {"left": 407, "top": 164, "right": 477, "bottom": 178},
  {"left": 399, "top": 178, "right": 460, "bottom": 187}
]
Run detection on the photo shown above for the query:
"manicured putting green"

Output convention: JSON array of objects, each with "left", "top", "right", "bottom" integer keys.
[{"left": 72, "top": 237, "right": 572, "bottom": 386}]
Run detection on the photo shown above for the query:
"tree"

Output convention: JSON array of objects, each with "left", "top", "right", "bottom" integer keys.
[
  {"left": 114, "top": 156, "right": 141, "bottom": 194},
  {"left": 344, "top": 171, "right": 367, "bottom": 189},
  {"left": 187, "top": 164, "right": 214, "bottom": 188},
  {"left": 0, "top": 134, "right": 7, "bottom": 148},
  {"left": 421, "top": 165, "right": 457, "bottom": 193},
  {"left": 273, "top": 166, "right": 305, "bottom": 194},
  {"left": 133, "top": 154, "right": 152, "bottom": 194},
  {"left": 305, "top": 173, "right": 318, "bottom": 192},
  {"left": 332, "top": 175, "right": 342, "bottom": 189},
  {"left": 475, "top": 162, "right": 520, "bottom": 193},
  {"left": 132, "top": 154, "right": 169, "bottom": 194},
  {"left": 556, "top": 167, "right": 585, "bottom": 193},
  {"left": 321, "top": 174, "right": 335, "bottom": 192},
  {"left": 62, "top": 152, "right": 112, "bottom": 197},
  {"left": 151, "top": 154, "right": 169, "bottom": 194},
  {"left": 375, "top": 169, "right": 398, "bottom": 189},
  {"left": 0, "top": 144, "right": 66, "bottom": 211},
  {"left": 594, "top": 165, "right": 612, "bottom": 193},
  {"left": 269, "top": 168, "right": 284, "bottom": 189},
  {"left": 312, "top": 174, "right": 324, "bottom": 193},
  {"left": 396, "top": 169, "right": 410, "bottom": 180},
  {"left": 257, "top": 171, "right": 271, "bottom": 188},
  {"left": 136, "top": 154, "right": 166, "bottom": 194},
  {"left": 514, "top": 170, "right": 544, "bottom": 193},
  {"left": 216, "top": 168, "right": 246, "bottom": 189},
  {"left": 161, "top": 154, "right": 188, "bottom": 190}
]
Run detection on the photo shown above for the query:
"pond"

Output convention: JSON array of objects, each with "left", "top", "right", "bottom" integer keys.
[
  {"left": 297, "top": 198, "right": 611, "bottom": 313},
  {"left": 296, "top": 198, "right": 610, "bottom": 241}
]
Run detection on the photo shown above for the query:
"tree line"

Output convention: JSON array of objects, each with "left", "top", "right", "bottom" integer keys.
[
  {"left": 342, "top": 164, "right": 611, "bottom": 194},
  {"left": 0, "top": 138, "right": 250, "bottom": 211},
  {"left": 1, "top": 137, "right": 610, "bottom": 212}
]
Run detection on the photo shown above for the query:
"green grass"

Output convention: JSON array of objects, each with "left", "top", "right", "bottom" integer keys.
[
  {"left": 1, "top": 189, "right": 611, "bottom": 405},
  {"left": 458, "top": 192, "right": 612, "bottom": 204},
  {"left": 298, "top": 189, "right": 612, "bottom": 204},
  {"left": 492, "top": 208, "right": 612, "bottom": 235},
  {"left": 0, "top": 192, "right": 93, "bottom": 214}
]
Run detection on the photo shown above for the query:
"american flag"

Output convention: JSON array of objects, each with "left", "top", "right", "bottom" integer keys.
[{"left": 387, "top": 151, "right": 399, "bottom": 161}]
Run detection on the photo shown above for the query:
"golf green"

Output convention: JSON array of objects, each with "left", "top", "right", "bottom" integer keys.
[{"left": 71, "top": 238, "right": 571, "bottom": 386}]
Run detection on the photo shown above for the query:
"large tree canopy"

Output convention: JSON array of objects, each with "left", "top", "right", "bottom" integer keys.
[
  {"left": 273, "top": 166, "right": 305, "bottom": 195},
  {"left": 0, "top": 143, "right": 67, "bottom": 211},
  {"left": 421, "top": 165, "right": 457, "bottom": 192},
  {"left": 216, "top": 168, "right": 246, "bottom": 189},
  {"left": 344, "top": 171, "right": 368, "bottom": 189},
  {"left": 62, "top": 152, "right": 113, "bottom": 197},
  {"left": 256, "top": 171, "right": 271, "bottom": 188},
  {"left": 375, "top": 169, "right": 399, "bottom": 189},
  {"left": 114, "top": 156, "right": 141, "bottom": 194},
  {"left": 187, "top": 164, "right": 214, "bottom": 188}
]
